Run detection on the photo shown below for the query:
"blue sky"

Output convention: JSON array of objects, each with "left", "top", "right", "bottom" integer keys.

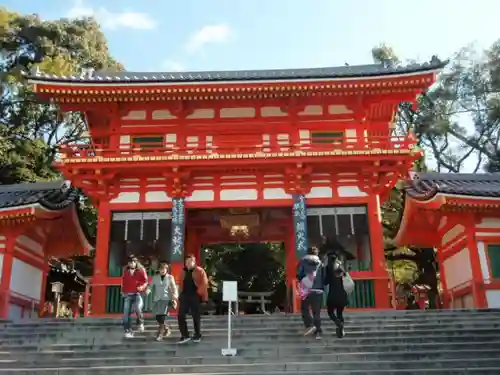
[{"left": 4, "top": 0, "right": 499, "bottom": 73}]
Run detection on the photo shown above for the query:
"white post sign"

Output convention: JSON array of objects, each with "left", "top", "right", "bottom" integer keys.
[{"left": 221, "top": 281, "right": 238, "bottom": 356}]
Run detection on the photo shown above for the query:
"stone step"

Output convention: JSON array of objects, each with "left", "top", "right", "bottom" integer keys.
[
  {"left": 3, "top": 347, "right": 500, "bottom": 368},
  {"left": 87, "top": 369, "right": 500, "bottom": 375},
  {"left": 1, "top": 333, "right": 499, "bottom": 352},
  {"left": 6, "top": 309, "right": 500, "bottom": 327},
  {"left": 2, "top": 320, "right": 499, "bottom": 339},
  {"left": 0, "top": 325, "right": 495, "bottom": 342},
  {"left": 4, "top": 316, "right": 500, "bottom": 333},
  {"left": 2, "top": 357, "right": 500, "bottom": 374},
  {"left": 2, "top": 340, "right": 498, "bottom": 359}
]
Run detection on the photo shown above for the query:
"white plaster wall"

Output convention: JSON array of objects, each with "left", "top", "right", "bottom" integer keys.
[
  {"left": 337, "top": 186, "right": 367, "bottom": 197},
  {"left": 186, "top": 190, "right": 215, "bottom": 202},
  {"left": 220, "top": 189, "right": 258, "bottom": 201},
  {"left": 17, "top": 235, "right": 43, "bottom": 257},
  {"left": 110, "top": 192, "right": 141, "bottom": 203},
  {"left": 442, "top": 248, "right": 473, "bottom": 289},
  {"left": 477, "top": 241, "right": 490, "bottom": 280},
  {"left": 10, "top": 258, "right": 43, "bottom": 302},
  {"left": 486, "top": 290, "right": 500, "bottom": 308},
  {"left": 263, "top": 188, "right": 291, "bottom": 200},
  {"left": 476, "top": 217, "right": 500, "bottom": 236},
  {"left": 442, "top": 224, "right": 465, "bottom": 246},
  {"left": 145, "top": 192, "right": 171, "bottom": 203},
  {"left": 306, "top": 187, "right": 333, "bottom": 198}
]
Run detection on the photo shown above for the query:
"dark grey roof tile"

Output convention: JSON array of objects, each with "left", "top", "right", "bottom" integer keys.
[
  {"left": 27, "top": 58, "right": 448, "bottom": 84},
  {"left": 405, "top": 172, "right": 500, "bottom": 200},
  {"left": 0, "top": 180, "right": 79, "bottom": 210}
]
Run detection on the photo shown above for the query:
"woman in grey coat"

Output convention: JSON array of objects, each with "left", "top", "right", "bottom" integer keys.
[{"left": 150, "top": 261, "right": 178, "bottom": 341}]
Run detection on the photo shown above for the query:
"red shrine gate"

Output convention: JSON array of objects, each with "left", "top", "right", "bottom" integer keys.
[{"left": 27, "top": 59, "right": 445, "bottom": 314}]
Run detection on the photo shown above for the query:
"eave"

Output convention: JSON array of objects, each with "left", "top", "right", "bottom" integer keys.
[
  {"left": 395, "top": 192, "right": 500, "bottom": 247},
  {"left": 28, "top": 71, "right": 440, "bottom": 103}
]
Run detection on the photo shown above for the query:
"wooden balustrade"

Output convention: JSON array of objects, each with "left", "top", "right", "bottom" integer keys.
[{"left": 57, "top": 134, "right": 416, "bottom": 162}]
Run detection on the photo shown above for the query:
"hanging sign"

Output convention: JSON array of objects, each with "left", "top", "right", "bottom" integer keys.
[
  {"left": 292, "top": 194, "right": 308, "bottom": 258},
  {"left": 170, "top": 197, "right": 185, "bottom": 263}
]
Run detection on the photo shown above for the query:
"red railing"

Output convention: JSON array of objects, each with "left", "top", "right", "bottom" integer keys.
[
  {"left": 57, "top": 134, "right": 416, "bottom": 162},
  {"left": 0, "top": 289, "right": 41, "bottom": 319}
]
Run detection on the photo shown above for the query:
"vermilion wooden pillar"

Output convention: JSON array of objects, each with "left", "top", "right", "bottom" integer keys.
[
  {"left": 465, "top": 216, "right": 487, "bottom": 308},
  {"left": 0, "top": 235, "right": 16, "bottom": 319},
  {"left": 284, "top": 231, "right": 298, "bottom": 313},
  {"left": 367, "top": 195, "right": 391, "bottom": 309},
  {"left": 92, "top": 202, "right": 111, "bottom": 315}
]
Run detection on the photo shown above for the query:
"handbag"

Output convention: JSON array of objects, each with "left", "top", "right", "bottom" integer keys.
[{"left": 343, "top": 272, "right": 355, "bottom": 295}]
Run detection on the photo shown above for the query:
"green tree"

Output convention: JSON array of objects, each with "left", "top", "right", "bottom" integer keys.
[{"left": 0, "top": 7, "right": 123, "bottom": 236}]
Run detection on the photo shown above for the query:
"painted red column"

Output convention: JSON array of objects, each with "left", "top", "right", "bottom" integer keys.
[
  {"left": 436, "top": 245, "right": 448, "bottom": 308},
  {"left": 284, "top": 231, "right": 298, "bottom": 313},
  {"left": 465, "top": 215, "right": 487, "bottom": 308},
  {"left": 38, "top": 262, "right": 49, "bottom": 316},
  {"left": 0, "top": 236, "right": 16, "bottom": 319},
  {"left": 367, "top": 194, "right": 390, "bottom": 309},
  {"left": 92, "top": 202, "right": 111, "bottom": 315}
]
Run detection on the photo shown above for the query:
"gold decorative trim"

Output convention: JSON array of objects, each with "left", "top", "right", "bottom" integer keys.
[
  {"left": 48, "top": 87, "right": 422, "bottom": 104},
  {"left": 37, "top": 80, "right": 427, "bottom": 98},
  {"left": 59, "top": 148, "right": 413, "bottom": 164}
]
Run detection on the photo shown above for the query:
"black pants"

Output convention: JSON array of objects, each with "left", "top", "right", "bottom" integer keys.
[
  {"left": 178, "top": 294, "right": 201, "bottom": 338},
  {"left": 327, "top": 304, "right": 344, "bottom": 327},
  {"left": 301, "top": 292, "right": 323, "bottom": 334}
]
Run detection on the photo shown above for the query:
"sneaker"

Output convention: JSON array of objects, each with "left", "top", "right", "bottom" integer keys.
[
  {"left": 315, "top": 332, "right": 322, "bottom": 340},
  {"left": 177, "top": 337, "right": 191, "bottom": 344},
  {"left": 155, "top": 334, "right": 163, "bottom": 342},
  {"left": 124, "top": 331, "right": 134, "bottom": 339},
  {"left": 304, "top": 326, "right": 316, "bottom": 336},
  {"left": 164, "top": 328, "right": 172, "bottom": 338},
  {"left": 192, "top": 334, "right": 202, "bottom": 343},
  {"left": 138, "top": 324, "right": 145, "bottom": 332}
]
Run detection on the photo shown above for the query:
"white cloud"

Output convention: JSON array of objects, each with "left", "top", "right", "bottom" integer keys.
[
  {"left": 66, "top": 0, "right": 157, "bottom": 30},
  {"left": 163, "top": 60, "right": 185, "bottom": 72},
  {"left": 185, "top": 24, "right": 232, "bottom": 53}
]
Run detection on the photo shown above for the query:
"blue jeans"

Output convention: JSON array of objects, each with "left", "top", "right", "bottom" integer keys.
[{"left": 123, "top": 293, "right": 144, "bottom": 332}]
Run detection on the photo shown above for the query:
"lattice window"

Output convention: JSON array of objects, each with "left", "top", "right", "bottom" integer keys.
[
  {"left": 310, "top": 131, "right": 344, "bottom": 144},
  {"left": 131, "top": 135, "right": 164, "bottom": 149},
  {"left": 487, "top": 244, "right": 500, "bottom": 279}
]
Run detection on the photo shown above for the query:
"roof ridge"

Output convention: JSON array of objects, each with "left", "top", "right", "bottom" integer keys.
[
  {"left": 26, "top": 59, "right": 448, "bottom": 83},
  {"left": 0, "top": 180, "right": 67, "bottom": 193}
]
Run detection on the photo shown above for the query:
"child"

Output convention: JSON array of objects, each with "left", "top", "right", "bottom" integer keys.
[{"left": 151, "top": 261, "right": 178, "bottom": 341}]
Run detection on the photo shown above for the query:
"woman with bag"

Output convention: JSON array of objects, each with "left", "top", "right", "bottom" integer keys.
[
  {"left": 324, "top": 252, "right": 350, "bottom": 338},
  {"left": 150, "top": 261, "right": 179, "bottom": 341}
]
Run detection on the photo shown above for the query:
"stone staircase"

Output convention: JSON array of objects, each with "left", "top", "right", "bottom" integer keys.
[{"left": 1, "top": 309, "right": 500, "bottom": 374}]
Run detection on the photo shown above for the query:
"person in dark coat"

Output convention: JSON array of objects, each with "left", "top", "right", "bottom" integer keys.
[{"left": 323, "top": 238, "right": 351, "bottom": 338}]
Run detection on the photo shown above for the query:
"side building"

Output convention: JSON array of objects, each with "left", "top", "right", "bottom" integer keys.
[
  {"left": 0, "top": 181, "right": 92, "bottom": 319},
  {"left": 396, "top": 172, "right": 500, "bottom": 309}
]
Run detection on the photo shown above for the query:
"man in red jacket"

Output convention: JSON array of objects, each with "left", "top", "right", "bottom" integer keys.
[{"left": 121, "top": 255, "right": 148, "bottom": 338}]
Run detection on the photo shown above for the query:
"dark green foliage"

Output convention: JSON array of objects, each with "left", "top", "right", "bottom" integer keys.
[{"left": 0, "top": 7, "right": 123, "bottom": 239}]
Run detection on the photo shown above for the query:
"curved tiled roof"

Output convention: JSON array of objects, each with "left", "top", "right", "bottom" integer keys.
[
  {"left": 0, "top": 180, "right": 95, "bottom": 247},
  {"left": 27, "top": 57, "right": 447, "bottom": 84},
  {"left": 0, "top": 180, "right": 79, "bottom": 210},
  {"left": 405, "top": 172, "right": 500, "bottom": 201}
]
